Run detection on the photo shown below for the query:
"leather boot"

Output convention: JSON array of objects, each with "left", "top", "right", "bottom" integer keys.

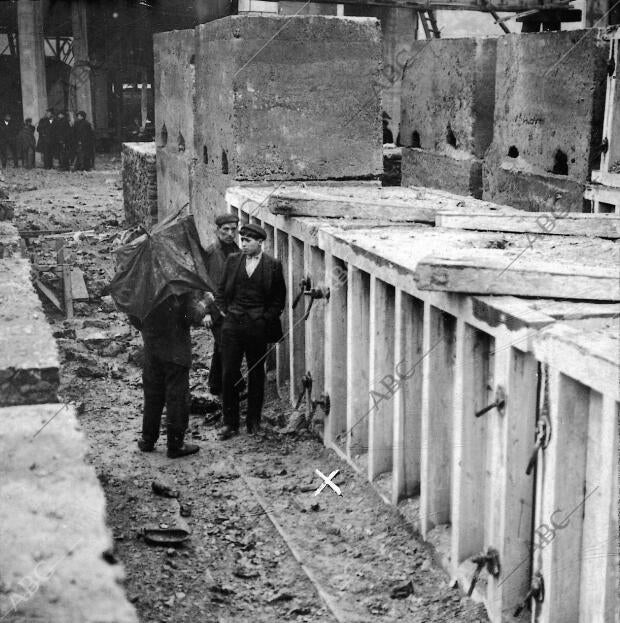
[{"left": 167, "top": 443, "right": 200, "bottom": 459}]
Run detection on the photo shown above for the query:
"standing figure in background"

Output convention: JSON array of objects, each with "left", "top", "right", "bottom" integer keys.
[
  {"left": 53, "top": 111, "right": 72, "bottom": 171},
  {"left": 16, "top": 118, "right": 36, "bottom": 169},
  {"left": 74, "top": 111, "right": 95, "bottom": 171},
  {"left": 382, "top": 111, "right": 393, "bottom": 145},
  {"left": 201, "top": 214, "right": 241, "bottom": 398},
  {"left": 215, "top": 224, "right": 286, "bottom": 440},
  {"left": 37, "top": 109, "right": 56, "bottom": 169},
  {"left": 0, "top": 113, "right": 18, "bottom": 168}
]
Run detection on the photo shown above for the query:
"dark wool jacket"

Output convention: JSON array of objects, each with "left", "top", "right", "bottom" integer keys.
[
  {"left": 214, "top": 252, "right": 286, "bottom": 343},
  {"left": 200, "top": 239, "right": 239, "bottom": 316}
]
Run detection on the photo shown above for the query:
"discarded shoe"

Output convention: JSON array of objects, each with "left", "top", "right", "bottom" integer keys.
[
  {"left": 218, "top": 426, "right": 239, "bottom": 441},
  {"left": 137, "top": 438, "right": 155, "bottom": 452},
  {"left": 167, "top": 443, "right": 200, "bottom": 459}
]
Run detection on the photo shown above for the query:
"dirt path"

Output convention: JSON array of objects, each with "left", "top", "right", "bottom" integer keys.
[{"left": 6, "top": 160, "right": 488, "bottom": 623}]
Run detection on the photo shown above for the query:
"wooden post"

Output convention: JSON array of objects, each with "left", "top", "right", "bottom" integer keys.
[
  {"left": 346, "top": 265, "right": 370, "bottom": 458},
  {"left": 263, "top": 222, "right": 276, "bottom": 374},
  {"left": 324, "top": 253, "right": 347, "bottom": 445},
  {"left": 56, "top": 240, "right": 73, "bottom": 319},
  {"left": 451, "top": 319, "right": 490, "bottom": 565},
  {"left": 578, "top": 393, "right": 619, "bottom": 622},
  {"left": 275, "top": 229, "right": 290, "bottom": 398},
  {"left": 288, "top": 236, "right": 306, "bottom": 405},
  {"left": 420, "top": 303, "right": 455, "bottom": 537},
  {"left": 486, "top": 335, "right": 537, "bottom": 619},
  {"left": 537, "top": 369, "right": 590, "bottom": 623},
  {"left": 392, "top": 289, "right": 423, "bottom": 504},
  {"left": 368, "top": 276, "right": 395, "bottom": 481},
  {"left": 304, "top": 244, "right": 325, "bottom": 408}
]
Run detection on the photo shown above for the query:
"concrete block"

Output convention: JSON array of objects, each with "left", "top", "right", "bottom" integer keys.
[
  {"left": 489, "top": 29, "right": 608, "bottom": 182},
  {"left": 121, "top": 142, "right": 157, "bottom": 228},
  {"left": 192, "top": 14, "right": 383, "bottom": 227},
  {"left": 0, "top": 257, "right": 59, "bottom": 407},
  {"left": 0, "top": 403, "right": 138, "bottom": 623},
  {"left": 0, "top": 221, "right": 22, "bottom": 258},
  {"left": 153, "top": 29, "right": 196, "bottom": 157},
  {"left": 400, "top": 37, "right": 497, "bottom": 158},
  {"left": 156, "top": 147, "right": 194, "bottom": 222},
  {"left": 402, "top": 147, "right": 483, "bottom": 198},
  {"left": 483, "top": 162, "right": 586, "bottom": 212}
]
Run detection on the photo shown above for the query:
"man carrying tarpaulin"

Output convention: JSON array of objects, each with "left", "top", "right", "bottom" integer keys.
[{"left": 110, "top": 213, "right": 214, "bottom": 458}]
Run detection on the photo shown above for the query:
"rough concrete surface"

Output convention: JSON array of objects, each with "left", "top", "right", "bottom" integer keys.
[
  {"left": 191, "top": 15, "right": 383, "bottom": 224},
  {"left": 0, "top": 257, "right": 59, "bottom": 407},
  {"left": 122, "top": 142, "right": 158, "bottom": 228},
  {"left": 401, "top": 147, "right": 483, "bottom": 198},
  {"left": 0, "top": 403, "right": 138, "bottom": 623},
  {"left": 157, "top": 147, "right": 193, "bottom": 221},
  {"left": 400, "top": 37, "right": 497, "bottom": 158},
  {"left": 488, "top": 29, "right": 608, "bottom": 182}
]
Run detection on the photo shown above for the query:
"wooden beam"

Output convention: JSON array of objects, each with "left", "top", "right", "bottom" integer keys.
[
  {"left": 275, "top": 229, "right": 290, "bottom": 397},
  {"left": 273, "top": 0, "right": 569, "bottom": 12},
  {"left": 415, "top": 254, "right": 620, "bottom": 301},
  {"left": 288, "top": 236, "right": 306, "bottom": 405},
  {"left": 436, "top": 211, "right": 620, "bottom": 239},
  {"left": 262, "top": 221, "right": 277, "bottom": 375}
]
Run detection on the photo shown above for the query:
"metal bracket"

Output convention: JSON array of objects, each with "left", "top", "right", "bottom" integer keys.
[
  {"left": 475, "top": 385, "right": 506, "bottom": 418},
  {"left": 526, "top": 414, "right": 551, "bottom": 475},
  {"left": 295, "top": 371, "right": 331, "bottom": 417},
  {"left": 292, "top": 275, "right": 330, "bottom": 321},
  {"left": 513, "top": 571, "right": 545, "bottom": 616},
  {"left": 467, "top": 547, "right": 501, "bottom": 597}
]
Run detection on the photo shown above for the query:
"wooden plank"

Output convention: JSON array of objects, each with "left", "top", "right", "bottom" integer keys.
[
  {"left": 531, "top": 301, "right": 620, "bottom": 321},
  {"left": 288, "top": 236, "right": 306, "bottom": 405},
  {"left": 472, "top": 295, "right": 555, "bottom": 331},
  {"left": 391, "top": 289, "right": 423, "bottom": 504},
  {"left": 436, "top": 211, "right": 620, "bottom": 239},
  {"left": 578, "top": 393, "right": 619, "bottom": 623},
  {"left": 324, "top": 253, "right": 348, "bottom": 444},
  {"left": 420, "top": 303, "right": 455, "bottom": 537},
  {"left": 70, "top": 267, "right": 88, "bottom": 300},
  {"left": 415, "top": 254, "right": 620, "bottom": 301},
  {"left": 451, "top": 319, "right": 489, "bottom": 566},
  {"left": 34, "top": 279, "right": 63, "bottom": 312},
  {"left": 538, "top": 370, "right": 590, "bottom": 623},
  {"left": 262, "top": 222, "right": 276, "bottom": 374},
  {"left": 346, "top": 266, "right": 370, "bottom": 457},
  {"left": 56, "top": 241, "right": 73, "bottom": 319},
  {"left": 274, "top": 229, "right": 290, "bottom": 397},
  {"left": 368, "top": 276, "right": 395, "bottom": 481},
  {"left": 486, "top": 338, "right": 537, "bottom": 620}
]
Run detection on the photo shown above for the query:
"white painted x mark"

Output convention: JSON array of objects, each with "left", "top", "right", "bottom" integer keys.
[{"left": 314, "top": 469, "right": 342, "bottom": 497}]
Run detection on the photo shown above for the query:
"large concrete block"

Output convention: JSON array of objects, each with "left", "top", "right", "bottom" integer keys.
[
  {"left": 0, "top": 403, "right": 138, "bottom": 623},
  {"left": 122, "top": 142, "right": 157, "bottom": 228},
  {"left": 191, "top": 14, "right": 383, "bottom": 234},
  {"left": 0, "top": 257, "right": 59, "bottom": 406},
  {"left": 156, "top": 147, "right": 194, "bottom": 221},
  {"left": 400, "top": 37, "right": 497, "bottom": 158},
  {"left": 401, "top": 147, "right": 483, "bottom": 198},
  {"left": 489, "top": 29, "right": 608, "bottom": 182}
]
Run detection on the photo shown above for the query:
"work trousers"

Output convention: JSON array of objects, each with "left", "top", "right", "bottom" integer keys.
[
  {"left": 208, "top": 322, "right": 223, "bottom": 395},
  {"left": 0, "top": 142, "right": 16, "bottom": 168},
  {"left": 221, "top": 316, "right": 267, "bottom": 431},
  {"left": 142, "top": 349, "right": 190, "bottom": 449},
  {"left": 42, "top": 145, "right": 54, "bottom": 169}
]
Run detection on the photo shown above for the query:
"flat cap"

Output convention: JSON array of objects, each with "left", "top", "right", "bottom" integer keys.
[
  {"left": 215, "top": 213, "right": 240, "bottom": 227},
  {"left": 240, "top": 223, "right": 267, "bottom": 241}
]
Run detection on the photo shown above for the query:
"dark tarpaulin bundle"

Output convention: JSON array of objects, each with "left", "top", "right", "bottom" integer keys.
[{"left": 109, "top": 213, "right": 215, "bottom": 322}]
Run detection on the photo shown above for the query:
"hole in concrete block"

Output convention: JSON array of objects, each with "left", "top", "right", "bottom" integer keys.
[
  {"left": 203, "top": 145, "right": 208, "bottom": 164},
  {"left": 507, "top": 145, "right": 519, "bottom": 158},
  {"left": 177, "top": 132, "right": 185, "bottom": 153},
  {"left": 221, "top": 149, "right": 229, "bottom": 175},
  {"left": 411, "top": 131, "right": 421, "bottom": 149},
  {"left": 160, "top": 123, "right": 168, "bottom": 147},
  {"left": 598, "top": 201, "right": 615, "bottom": 213},
  {"left": 552, "top": 149, "right": 568, "bottom": 175},
  {"left": 446, "top": 125, "right": 457, "bottom": 148}
]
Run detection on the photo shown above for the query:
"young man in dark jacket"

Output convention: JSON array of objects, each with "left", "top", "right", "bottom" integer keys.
[
  {"left": 201, "top": 213, "right": 240, "bottom": 396},
  {"left": 214, "top": 223, "right": 286, "bottom": 439},
  {"left": 132, "top": 292, "right": 208, "bottom": 458},
  {"left": 74, "top": 111, "right": 95, "bottom": 171},
  {"left": 37, "top": 109, "right": 56, "bottom": 169},
  {"left": 53, "top": 111, "right": 72, "bottom": 171}
]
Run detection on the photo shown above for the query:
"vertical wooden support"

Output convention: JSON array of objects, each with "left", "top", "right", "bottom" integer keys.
[
  {"left": 275, "top": 229, "right": 290, "bottom": 397},
  {"left": 486, "top": 337, "right": 537, "bottom": 620},
  {"left": 538, "top": 370, "right": 590, "bottom": 623},
  {"left": 56, "top": 240, "right": 73, "bottom": 319},
  {"left": 346, "top": 266, "right": 370, "bottom": 457},
  {"left": 288, "top": 236, "right": 305, "bottom": 404},
  {"left": 304, "top": 245, "right": 325, "bottom": 406},
  {"left": 420, "top": 304, "right": 455, "bottom": 537},
  {"left": 239, "top": 209, "right": 249, "bottom": 226},
  {"left": 262, "top": 223, "right": 276, "bottom": 374},
  {"left": 392, "top": 290, "right": 423, "bottom": 504},
  {"left": 578, "top": 393, "right": 619, "bottom": 623},
  {"left": 324, "top": 253, "right": 347, "bottom": 445},
  {"left": 368, "top": 276, "right": 395, "bottom": 481},
  {"left": 451, "top": 321, "right": 490, "bottom": 565}
]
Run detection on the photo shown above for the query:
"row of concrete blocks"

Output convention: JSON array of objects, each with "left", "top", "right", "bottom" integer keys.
[
  {"left": 400, "top": 29, "right": 609, "bottom": 209},
  {"left": 0, "top": 213, "right": 138, "bottom": 622}
]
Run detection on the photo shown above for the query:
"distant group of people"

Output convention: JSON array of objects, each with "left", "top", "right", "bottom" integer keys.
[{"left": 0, "top": 108, "right": 95, "bottom": 171}]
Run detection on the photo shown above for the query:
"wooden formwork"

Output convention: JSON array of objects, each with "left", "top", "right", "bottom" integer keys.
[{"left": 227, "top": 185, "right": 619, "bottom": 623}]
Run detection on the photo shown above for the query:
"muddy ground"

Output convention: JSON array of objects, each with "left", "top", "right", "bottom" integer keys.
[{"left": 6, "top": 159, "right": 489, "bottom": 623}]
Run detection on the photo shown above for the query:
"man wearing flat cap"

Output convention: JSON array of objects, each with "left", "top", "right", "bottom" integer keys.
[
  {"left": 214, "top": 222, "right": 286, "bottom": 439},
  {"left": 201, "top": 214, "right": 241, "bottom": 397}
]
